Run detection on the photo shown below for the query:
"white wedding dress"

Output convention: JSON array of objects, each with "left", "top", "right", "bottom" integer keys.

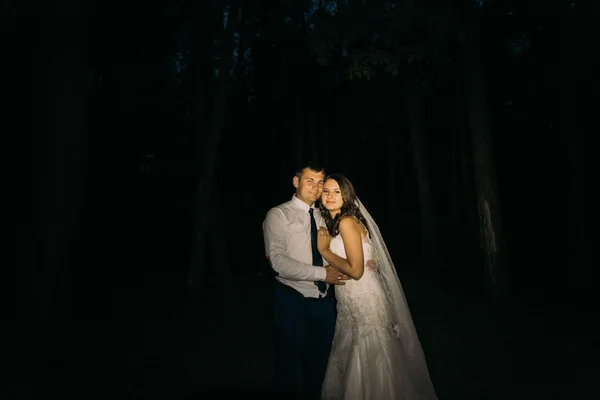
[{"left": 321, "top": 231, "right": 437, "bottom": 400}]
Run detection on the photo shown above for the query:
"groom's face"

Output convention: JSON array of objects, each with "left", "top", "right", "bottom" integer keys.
[{"left": 293, "top": 168, "right": 325, "bottom": 206}]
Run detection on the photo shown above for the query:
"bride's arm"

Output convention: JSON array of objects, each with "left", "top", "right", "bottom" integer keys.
[{"left": 319, "top": 217, "right": 365, "bottom": 280}]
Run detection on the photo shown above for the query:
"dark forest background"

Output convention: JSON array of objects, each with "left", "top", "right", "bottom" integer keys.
[{"left": 8, "top": 0, "right": 594, "bottom": 398}]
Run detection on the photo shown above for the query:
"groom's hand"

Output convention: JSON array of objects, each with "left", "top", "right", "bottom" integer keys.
[
  {"left": 324, "top": 265, "right": 350, "bottom": 285},
  {"left": 366, "top": 260, "right": 376, "bottom": 272}
]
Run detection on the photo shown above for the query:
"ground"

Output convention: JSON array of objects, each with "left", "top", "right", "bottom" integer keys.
[
  {"left": 11, "top": 267, "right": 596, "bottom": 399},
  {"left": 127, "top": 268, "right": 598, "bottom": 399}
]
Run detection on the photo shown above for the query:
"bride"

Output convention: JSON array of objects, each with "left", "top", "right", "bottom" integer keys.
[{"left": 317, "top": 174, "right": 438, "bottom": 400}]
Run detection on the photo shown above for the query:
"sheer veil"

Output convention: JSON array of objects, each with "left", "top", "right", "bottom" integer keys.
[{"left": 357, "top": 197, "right": 438, "bottom": 398}]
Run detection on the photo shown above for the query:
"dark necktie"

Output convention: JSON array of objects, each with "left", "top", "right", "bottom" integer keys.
[{"left": 309, "top": 208, "right": 327, "bottom": 294}]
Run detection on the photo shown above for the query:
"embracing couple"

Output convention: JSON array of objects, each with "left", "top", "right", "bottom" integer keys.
[{"left": 263, "top": 162, "right": 438, "bottom": 400}]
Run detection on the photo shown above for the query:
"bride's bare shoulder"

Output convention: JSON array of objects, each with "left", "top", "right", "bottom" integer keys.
[{"left": 339, "top": 215, "right": 364, "bottom": 234}]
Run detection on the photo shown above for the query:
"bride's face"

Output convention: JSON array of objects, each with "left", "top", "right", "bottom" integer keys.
[{"left": 322, "top": 179, "right": 343, "bottom": 216}]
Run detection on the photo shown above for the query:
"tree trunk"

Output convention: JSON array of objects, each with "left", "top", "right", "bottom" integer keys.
[
  {"left": 450, "top": 77, "right": 467, "bottom": 219},
  {"left": 30, "top": 5, "right": 88, "bottom": 318},
  {"left": 188, "top": 5, "right": 239, "bottom": 290},
  {"left": 457, "top": 93, "right": 474, "bottom": 220},
  {"left": 308, "top": 72, "right": 326, "bottom": 164},
  {"left": 293, "top": 94, "right": 305, "bottom": 166},
  {"left": 209, "top": 190, "right": 232, "bottom": 285},
  {"left": 454, "top": 72, "right": 477, "bottom": 249},
  {"left": 561, "top": 16, "right": 587, "bottom": 294},
  {"left": 308, "top": 93, "right": 320, "bottom": 163},
  {"left": 189, "top": 0, "right": 218, "bottom": 157},
  {"left": 319, "top": 78, "right": 331, "bottom": 167},
  {"left": 403, "top": 79, "right": 438, "bottom": 265},
  {"left": 462, "top": 29, "right": 510, "bottom": 301},
  {"left": 387, "top": 133, "right": 399, "bottom": 221}
]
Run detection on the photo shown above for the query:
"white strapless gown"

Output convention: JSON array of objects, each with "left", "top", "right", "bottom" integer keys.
[{"left": 321, "top": 234, "right": 432, "bottom": 400}]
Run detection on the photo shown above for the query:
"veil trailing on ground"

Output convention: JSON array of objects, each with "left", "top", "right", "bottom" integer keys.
[{"left": 357, "top": 197, "right": 438, "bottom": 398}]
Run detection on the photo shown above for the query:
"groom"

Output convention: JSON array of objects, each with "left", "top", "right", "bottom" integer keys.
[{"left": 263, "top": 161, "right": 348, "bottom": 399}]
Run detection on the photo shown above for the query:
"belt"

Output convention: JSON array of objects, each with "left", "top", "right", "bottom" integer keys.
[{"left": 275, "top": 280, "right": 332, "bottom": 301}]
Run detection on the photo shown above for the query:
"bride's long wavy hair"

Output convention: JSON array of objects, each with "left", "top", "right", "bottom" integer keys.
[{"left": 319, "top": 173, "right": 370, "bottom": 238}]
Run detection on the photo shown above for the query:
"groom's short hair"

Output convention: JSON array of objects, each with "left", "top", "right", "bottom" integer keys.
[{"left": 295, "top": 161, "right": 326, "bottom": 179}]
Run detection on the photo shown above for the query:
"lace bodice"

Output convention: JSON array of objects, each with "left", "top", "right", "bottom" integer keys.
[{"left": 329, "top": 234, "right": 394, "bottom": 338}]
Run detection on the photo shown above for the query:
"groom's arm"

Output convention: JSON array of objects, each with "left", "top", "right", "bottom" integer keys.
[{"left": 263, "top": 208, "right": 327, "bottom": 282}]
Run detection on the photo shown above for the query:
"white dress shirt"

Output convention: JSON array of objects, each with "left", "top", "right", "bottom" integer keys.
[{"left": 263, "top": 195, "right": 329, "bottom": 298}]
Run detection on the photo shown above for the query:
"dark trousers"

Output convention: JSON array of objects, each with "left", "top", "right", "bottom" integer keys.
[{"left": 272, "top": 281, "right": 336, "bottom": 400}]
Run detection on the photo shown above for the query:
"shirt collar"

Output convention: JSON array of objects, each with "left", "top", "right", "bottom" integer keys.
[{"left": 291, "top": 195, "right": 317, "bottom": 213}]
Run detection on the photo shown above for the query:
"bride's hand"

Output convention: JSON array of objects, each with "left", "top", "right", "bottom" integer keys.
[{"left": 317, "top": 226, "right": 330, "bottom": 253}]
